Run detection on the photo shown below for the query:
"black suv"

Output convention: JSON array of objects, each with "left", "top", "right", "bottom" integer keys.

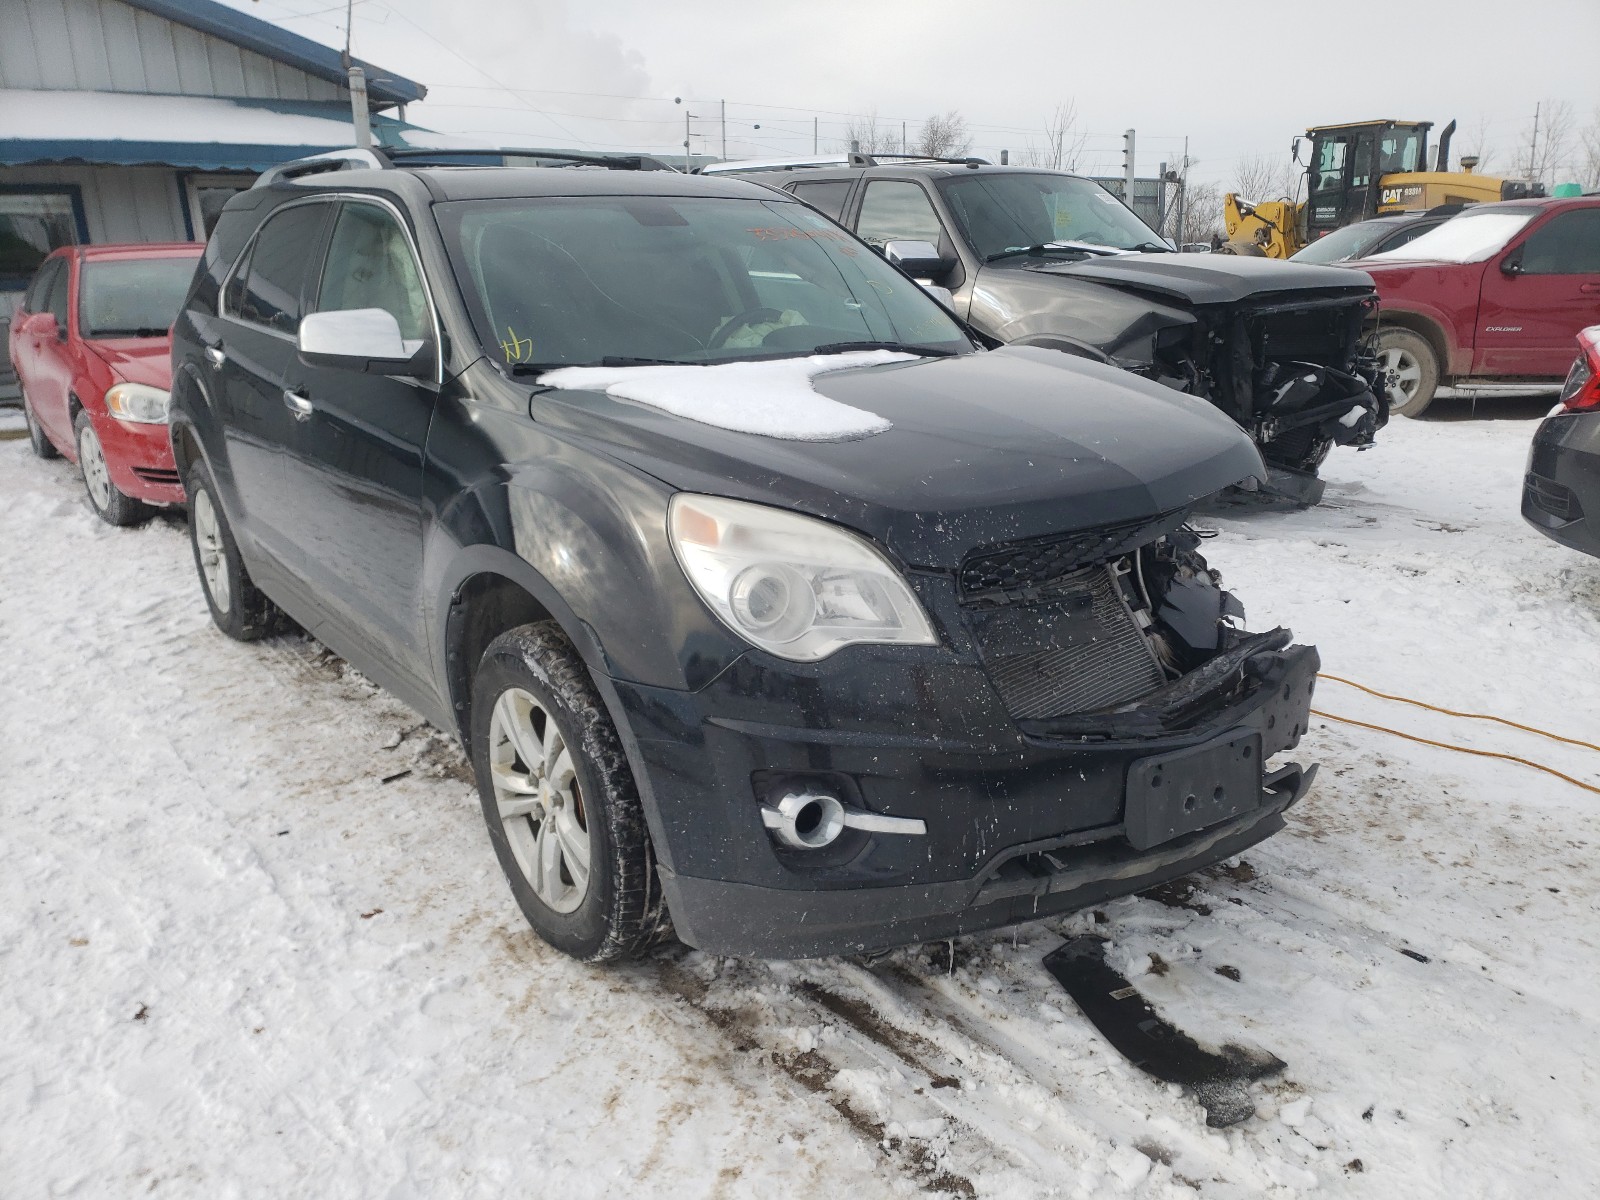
[
  {"left": 716, "top": 154, "right": 1387, "bottom": 505},
  {"left": 169, "top": 148, "right": 1319, "bottom": 962}
]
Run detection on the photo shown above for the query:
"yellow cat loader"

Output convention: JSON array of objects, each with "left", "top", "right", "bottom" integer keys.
[{"left": 1222, "top": 120, "right": 1545, "bottom": 258}]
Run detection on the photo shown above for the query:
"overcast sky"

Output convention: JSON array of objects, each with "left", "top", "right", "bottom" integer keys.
[{"left": 228, "top": 0, "right": 1599, "bottom": 187}]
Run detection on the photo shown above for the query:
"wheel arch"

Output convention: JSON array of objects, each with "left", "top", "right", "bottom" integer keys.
[
  {"left": 1371, "top": 310, "right": 1452, "bottom": 380},
  {"left": 436, "top": 547, "right": 609, "bottom": 745}
]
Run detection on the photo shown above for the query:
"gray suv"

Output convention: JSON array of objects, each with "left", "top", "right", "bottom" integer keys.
[{"left": 715, "top": 154, "right": 1387, "bottom": 506}]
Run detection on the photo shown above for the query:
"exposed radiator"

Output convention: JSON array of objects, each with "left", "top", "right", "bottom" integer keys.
[{"left": 980, "top": 566, "right": 1166, "bottom": 720}]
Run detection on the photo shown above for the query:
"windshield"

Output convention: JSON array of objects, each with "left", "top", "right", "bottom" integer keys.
[
  {"left": 1291, "top": 220, "right": 1400, "bottom": 264},
  {"left": 78, "top": 256, "right": 197, "bottom": 338},
  {"left": 1368, "top": 209, "right": 1537, "bottom": 264},
  {"left": 938, "top": 172, "right": 1166, "bottom": 259},
  {"left": 437, "top": 195, "right": 971, "bottom": 369}
]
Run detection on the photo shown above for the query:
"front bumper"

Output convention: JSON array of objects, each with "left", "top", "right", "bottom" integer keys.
[
  {"left": 93, "top": 410, "right": 185, "bottom": 506},
  {"left": 612, "top": 637, "right": 1319, "bottom": 959},
  {"left": 1523, "top": 410, "right": 1600, "bottom": 559}
]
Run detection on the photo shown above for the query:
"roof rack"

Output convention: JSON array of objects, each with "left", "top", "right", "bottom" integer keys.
[
  {"left": 252, "top": 147, "right": 391, "bottom": 189},
  {"left": 252, "top": 145, "right": 679, "bottom": 190},
  {"left": 386, "top": 147, "right": 678, "bottom": 171},
  {"left": 699, "top": 151, "right": 991, "bottom": 176}
]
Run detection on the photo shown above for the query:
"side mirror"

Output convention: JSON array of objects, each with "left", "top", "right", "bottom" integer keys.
[
  {"left": 1500, "top": 253, "right": 1524, "bottom": 277},
  {"left": 18, "top": 311, "right": 59, "bottom": 339},
  {"left": 298, "top": 308, "right": 430, "bottom": 376},
  {"left": 918, "top": 282, "right": 955, "bottom": 310},
  {"left": 884, "top": 239, "right": 951, "bottom": 278}
]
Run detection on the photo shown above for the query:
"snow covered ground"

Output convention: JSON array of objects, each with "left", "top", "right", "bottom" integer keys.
[{"left": 3, "top": 398, "right": 1597, "bottom": 1199}]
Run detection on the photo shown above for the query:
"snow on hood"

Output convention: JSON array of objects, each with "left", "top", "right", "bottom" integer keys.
[{"left": 538, "top": 351, "right": 914, "bottom": 441}]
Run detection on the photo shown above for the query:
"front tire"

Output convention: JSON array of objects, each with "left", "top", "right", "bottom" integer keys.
[
  {"left": 186, "top": 461, "right": 282, "bottom": 641},
  {"left": 470, "top": 622, "right": 661, "bottom": 962},
  {"left": 1376, "top": 328, "right": 1439, "bottom": 418},
  {"left": 74, "top": 409, "right": 150, "bottom": 526},
  {"left": 22, "top": 386, "right": 60, "bottom": 459}
]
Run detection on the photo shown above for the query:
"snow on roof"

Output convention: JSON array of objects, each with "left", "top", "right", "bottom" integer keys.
[
  {"left": 2, "top": 89, "right": 359, "bottom": 148},
  {"left": 538, "top": 351, "right": 915, "bottom": 441},
  {"left": 0, "top": 90, "right": 479, "bottom": 171}
]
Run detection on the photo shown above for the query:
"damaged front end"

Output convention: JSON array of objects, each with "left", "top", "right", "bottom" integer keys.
[
  {"left": 961, "top": 516, "right": 1318, "bottom": 749},
  {"left": 1140, "top": 291, "right": 1387, "bottom": 506}
]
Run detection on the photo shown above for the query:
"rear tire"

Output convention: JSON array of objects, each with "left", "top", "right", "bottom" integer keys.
[
  {"left": 21, "top": 386, "right": 59, "bottom": 459},
  {"left": 1376, "top": 328, "right": 1439, "bottom": 418},
  {"left": 470, "top": 621, "right": 662, "bottom": 963},
  {"left": 186, "top": 461, "right": 282, "bottom": 641},
  {"left": 74, "top": 409, "right": 151, "bottom": 526}
]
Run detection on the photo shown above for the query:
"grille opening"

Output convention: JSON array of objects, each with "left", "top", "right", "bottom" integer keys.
[{"left": 978, "top": 563, "right": 1167, "bottom": 720}]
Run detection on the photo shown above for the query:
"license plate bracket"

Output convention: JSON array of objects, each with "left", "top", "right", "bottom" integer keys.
[{"left": 1124, "top": 729, "right": 1263, "bottom": 851}]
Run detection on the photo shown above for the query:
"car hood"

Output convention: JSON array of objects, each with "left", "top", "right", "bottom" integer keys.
[
  {"left": 525, "top": 345, "right": 1265, "bottom": 569},
  {"left": 82, "top": 337, "right": 175, "bottom": 389},
  {"left": 1026, "top": 251, "right": 1376, "bottom": 306}
]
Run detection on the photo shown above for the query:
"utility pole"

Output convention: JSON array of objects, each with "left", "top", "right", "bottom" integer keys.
[
  {"left": 813, "top": 117, "right": 818, "bottom": 153},
  {"left": 720, "top": 99, "right": 726, "bottom": 160},
  {"left": 684, "top": 110, "right": 692, "bottom": 172},
  {"left": 1123, "top": 128, "right": 1136, "bottom": 198},
  {"left": 1527, "top": 101, "right": 1541, "bottom": 180},
  {"left": 341, "top": 0, "right": 370, "bottom": 149},
  {"left": 902, "top": 120, "right": 907, "bottom": 154},
  {"left": 347, "top": 66, "right": 371, "bottom": 149},
  {"left": 1177, "top": 137, "right": 1189, "bottom": 245}
]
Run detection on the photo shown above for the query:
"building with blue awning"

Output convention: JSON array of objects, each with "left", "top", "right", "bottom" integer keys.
[{"left": 2, "top": 0, "right": 433, "bottom": 394}]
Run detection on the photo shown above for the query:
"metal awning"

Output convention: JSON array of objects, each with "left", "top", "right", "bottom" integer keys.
[{"left": 0, "top": 90, "right": 460, "bottom": 172}]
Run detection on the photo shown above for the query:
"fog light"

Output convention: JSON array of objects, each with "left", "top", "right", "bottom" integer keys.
[{"left": 761, "top": 789, "right": 846, "bottom": 850}]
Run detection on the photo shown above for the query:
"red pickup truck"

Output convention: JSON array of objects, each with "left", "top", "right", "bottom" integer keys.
[{"left": 1357, "top": 196, "right": 1600, "bottom": 416}]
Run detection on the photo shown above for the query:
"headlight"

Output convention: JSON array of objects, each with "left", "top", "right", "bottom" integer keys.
[
  {"left": 104, "top": 382, "right": 170, "bottom": 425},
  {"left": 669, "top": 493, "right": 937, "bottom": 662}
]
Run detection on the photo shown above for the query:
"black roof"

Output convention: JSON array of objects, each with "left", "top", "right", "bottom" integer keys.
[
  {"left": 408, "top": 167, "right": 779, "bottom": 202},
  {"left": 738, "top": 163, "right": 1093, "bottom": 183}
]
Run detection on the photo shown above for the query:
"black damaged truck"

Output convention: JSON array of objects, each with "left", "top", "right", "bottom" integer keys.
[
  {"left": 170, "top": 150, "right": 1319, "bottom": 961},
  {"left": 717, "top": 156, "right": 1388, "bottom": 506}
]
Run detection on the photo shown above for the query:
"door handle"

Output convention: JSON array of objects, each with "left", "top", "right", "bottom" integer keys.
[
  {"left": 1580, "top": 283, "right": 1600, "bottom": 295},
  {"left": 282, "top": 389, "right": 314, "bottom": 420},
  {"left": 204, "top": 344, "right": 226, "bottom": 368}
]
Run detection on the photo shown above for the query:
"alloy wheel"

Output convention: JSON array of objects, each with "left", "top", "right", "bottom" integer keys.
[
  {"left": 1380, "top": 345, "right": 1422, "bottom": 404},
  {"left": 78, "top": 423, "right": 113, "bottom": 511},
  {"left": 192, "top": 488, "right": 232, "bottom": 614},
  {"left": 488, "top": 687, "right": 591, "bottom": 914}
]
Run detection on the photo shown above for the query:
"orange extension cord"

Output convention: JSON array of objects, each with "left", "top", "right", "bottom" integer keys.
[{"left": 1312, "top": 673, "right": 1600, "bottom": 797}]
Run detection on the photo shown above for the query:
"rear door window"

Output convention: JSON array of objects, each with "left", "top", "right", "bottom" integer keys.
[
  {"left": 233, "top": 203, "right": 330, "bottom": 334},
  {"left": 786, "top": 180, "right": 852, "bottom": 221}
]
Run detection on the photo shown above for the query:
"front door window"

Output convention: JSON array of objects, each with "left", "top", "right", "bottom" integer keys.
[{"left": 314, "top": 203, "right": 430, "bottom": 342}]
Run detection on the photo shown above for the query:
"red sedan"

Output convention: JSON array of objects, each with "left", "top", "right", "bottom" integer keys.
[{"left": 9, "top": 242, "right": 202, "bottom": 524}]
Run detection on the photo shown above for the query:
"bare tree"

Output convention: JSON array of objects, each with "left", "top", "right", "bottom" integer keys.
[
  {"left": 1579, "top": 106, "right": 1600, "bottom": 190},
  {"left": 1019, "top": 101, "right": 1087, "bottom": 170},
  {"left": 915, "top": 110, "right": 971, "bottom": 159},
  {"left": 840, "top": 110, "right": 888, "bottom": 155},
  {"left": 1522, "top": 99, "right": 1576, "bottom": 186},
  {"left": 1180, "top": 181, "right": 1224, "bottom": 246},
  {"left": 1458, "top": 112, "right": 1496, "bottom": 173},
  {"left": 1232, "top": 153, "right": 1294, "bottom": 202}
]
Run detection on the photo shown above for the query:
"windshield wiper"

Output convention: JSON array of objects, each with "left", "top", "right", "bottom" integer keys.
[
  {"left": 509, "top": 355, "right": 692, "bottom": 374},
  {"left": 984, "top": 241, "right": 1130, "bottom": 263},
  {"left": 808, "top": 340, "right": 960, "bottom": 357},
  {"left": 92, "top": 327, "right": 168, "bottom": 338},
  {"left": 1128, "top": 241, "right": 1173, "bottom": 253}
]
